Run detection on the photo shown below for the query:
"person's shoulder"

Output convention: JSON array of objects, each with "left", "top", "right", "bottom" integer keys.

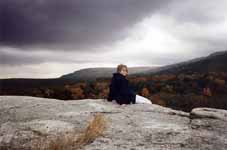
[
  {"left": 112, "top": 73, "right": 127, "bottom": 85},
  {"left": 113, "top": 72, "right": 124, "bottom": 79}
]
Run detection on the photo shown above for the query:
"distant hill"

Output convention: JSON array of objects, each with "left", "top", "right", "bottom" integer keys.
[
  {"left": 140, "top": 50, "right": 227, "bottom": 75},
  {"left": 1, "top": 51, "right": 227, "bottom": 94},
  {"left": 60, "top": 66, "right": 157, "bottom": 81}
]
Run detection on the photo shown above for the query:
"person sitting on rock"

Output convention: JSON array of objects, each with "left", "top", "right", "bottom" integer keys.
[{"left": 107, "top": 64, "right": 152, "bottom": 105}]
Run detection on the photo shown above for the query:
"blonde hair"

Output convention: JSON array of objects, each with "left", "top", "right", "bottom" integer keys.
[{"left": 117, "top": 64, "right": 128, "bottom": 73}]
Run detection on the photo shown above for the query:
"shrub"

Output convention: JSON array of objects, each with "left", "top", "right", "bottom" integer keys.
[{"left": 32, "top": 113, "right": 108, "bottom": 150}]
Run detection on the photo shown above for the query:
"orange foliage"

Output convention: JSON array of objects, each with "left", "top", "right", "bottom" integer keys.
[
  {"left": 203, "top": 88, "right": 212, "bottom": 97},
  {"left": 141, "top": 87, "right": 150, "bottom": 97},
  {"left": 130, "top": 77, "right": 147, "bottom": 83},
  {"left": 100, "top": 88, "right": 109, "bottom": 98},
  {"left": 151, "top": 95, "right": 166, "bottom": 107},
  {"left": 214, "top": 78, "right": 225, "bottom": 86},
  {"left": 65, "top": 82, "right": 86, "bottom": 89},
  {"left": 94, "top": 82, "right": 108, "bottom": 91},
  {"left": 152, "top": 74, "right": 176, "bottom": 82},
  {"left": 70, "top": 87, "right": 85, "bottom": 99}
]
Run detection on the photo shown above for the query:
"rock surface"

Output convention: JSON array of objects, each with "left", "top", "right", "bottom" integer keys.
[{"left": 0, "top": 96, "right": 227, "bottom": 150}]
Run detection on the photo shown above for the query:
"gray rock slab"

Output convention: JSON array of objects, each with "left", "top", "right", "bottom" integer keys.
[{"left": 0, "top": 96, "right": 227, "bottom": 150}]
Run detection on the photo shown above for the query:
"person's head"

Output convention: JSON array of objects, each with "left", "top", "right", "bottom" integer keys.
[{"left": 117, "top": 64, "right": 128, "bottom": 76}]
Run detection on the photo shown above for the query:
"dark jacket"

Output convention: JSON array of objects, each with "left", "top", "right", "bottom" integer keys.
[{"left": 107, "top": 72, "right": 136, "bottom": 105}]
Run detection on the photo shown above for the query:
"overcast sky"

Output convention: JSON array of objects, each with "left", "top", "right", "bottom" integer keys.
[{"left": 1, "top": 0, "right": 227, "bottom": 78}]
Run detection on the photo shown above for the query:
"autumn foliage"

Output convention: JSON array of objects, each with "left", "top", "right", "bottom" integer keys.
[{"left": 1, "top": 72, "right": 227, "bottom": 112}]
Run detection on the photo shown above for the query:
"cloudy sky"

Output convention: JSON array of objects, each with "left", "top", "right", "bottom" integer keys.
[{"left": 1, "top": 0, "right": 227, "bottom": 78}]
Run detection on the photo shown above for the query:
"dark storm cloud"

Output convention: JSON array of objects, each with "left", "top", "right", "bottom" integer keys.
[
  {"left": 0, "top": 48, "right": 104, "bottom": 66},
  {"left": 1, "top": 0, "right": 227, "bottom": 78},
  {"left": 1, "top": 0, "right": 173, "bottom": 50},
  {"left": 0, "top": 50, "right": 44, "bottom": 65}
]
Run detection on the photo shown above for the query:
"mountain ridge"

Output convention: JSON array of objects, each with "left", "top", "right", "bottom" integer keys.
[
  {"left": 144, "top": 50, "right": 227, "bottom": 75},
  {"left": 59, "top": 66, "right": 157, "bottom": 81}
]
